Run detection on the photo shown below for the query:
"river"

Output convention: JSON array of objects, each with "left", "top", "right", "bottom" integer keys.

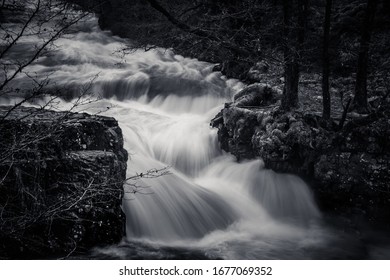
[{"left": 2, "top": 13, "right": 388, "bottom": 259}]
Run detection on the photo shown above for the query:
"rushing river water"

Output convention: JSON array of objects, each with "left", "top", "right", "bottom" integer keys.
[{"left": 3, "top": 13, "right": 390, "bottom": 259}]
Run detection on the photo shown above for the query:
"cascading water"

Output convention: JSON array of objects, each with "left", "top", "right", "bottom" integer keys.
[{"left": 4, "top": 13, "right": 370, "bottom": 259}]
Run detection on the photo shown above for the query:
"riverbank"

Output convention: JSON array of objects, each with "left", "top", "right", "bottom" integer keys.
[
  {"left": 211, "top": 83, "right": 390, "bottom": 228},
  {"left": 0, "top": 106, "right": 128, "bottom": 259}
]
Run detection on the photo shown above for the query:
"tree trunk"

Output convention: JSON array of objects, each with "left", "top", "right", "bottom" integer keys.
[
  {"left": 322, "top": 0, "right": 332, "bottom": 120},
  {"left": 353, "top": 0, "right": 378, "bottom": 113},
  {"left": 281, "top": 0, "right": 297, "bottom": 110},
  {"left": 281, "top": 0, "right": 308, "bottom": 111}
]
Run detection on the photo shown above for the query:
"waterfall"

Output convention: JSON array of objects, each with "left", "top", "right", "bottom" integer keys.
[{"left": 3, "top": 14, "right": 328, "bottom": 259}]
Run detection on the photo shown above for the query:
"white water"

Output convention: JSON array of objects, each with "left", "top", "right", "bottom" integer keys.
[{"left": 2, "top": 14, "right": 344, "bottom": 259}]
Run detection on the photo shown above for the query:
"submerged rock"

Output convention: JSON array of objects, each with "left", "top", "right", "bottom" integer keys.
[{"left": 0, "top": 106, "right": 128, "bottom": 259}]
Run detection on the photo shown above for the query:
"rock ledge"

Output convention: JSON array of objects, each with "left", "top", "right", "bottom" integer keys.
[{"left": 0, "top": 106, "right": 128, "bottom": 259}]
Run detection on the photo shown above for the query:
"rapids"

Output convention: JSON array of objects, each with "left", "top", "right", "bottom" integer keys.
[{"left": 3, "top": 14, "right": 379, "bottom": 259}]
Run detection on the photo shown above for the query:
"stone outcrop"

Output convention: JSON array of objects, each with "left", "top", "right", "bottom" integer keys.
[
  {"left": 0, "top": 106, "right": 128, "bottom": 259},
  {"left": 211, "top": 83, "right": 282, "bottom": 160},
  {"left": 211, "top": 85, "right": 390, "bottom": 226}
]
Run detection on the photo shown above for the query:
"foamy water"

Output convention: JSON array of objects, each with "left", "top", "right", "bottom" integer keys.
[{"left": 2, "top": 12, "right": 373, "bottom": 259}]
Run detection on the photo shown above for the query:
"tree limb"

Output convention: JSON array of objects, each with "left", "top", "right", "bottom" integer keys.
[{"left": 143, "top": 0, "right": 251, "bottom": 56}]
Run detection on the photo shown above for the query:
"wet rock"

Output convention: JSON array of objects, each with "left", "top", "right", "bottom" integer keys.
[
  {"left": 0, "top": 106, "right": 128, "bottom": 259},
  {"left": 212, "top": 106, "right": 258, "bottom": 160},
  {"left": 212, "top": 63, "right": 223, "bottom": 72},
  {"left": 210, "top": 60, "right": 251, "bottom": 80},
  {"left": 211, "top": 89, "right": 390, "bottom": 226},
  {"left": 233, "top": 83, "right": 282, "bottom": 108}
]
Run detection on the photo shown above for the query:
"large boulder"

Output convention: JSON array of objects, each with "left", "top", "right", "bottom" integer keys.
[
  {"left": 211, "top": 84, "right": 281, "bottom": 160},
  {"left": 211, "top": 103, "right": 257, "bottom": 160},
  {"left": 0, "top": 106, "right": 128, "bottom": 259},
  {"left": 211, "top": 88, "right": 390, "bottom": 226}
]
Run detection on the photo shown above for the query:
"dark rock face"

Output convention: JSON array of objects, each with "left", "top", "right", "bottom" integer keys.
[
  {"left": 0, "top": 106, "right": 128, "bottom": 259},
  {"left": 211, "top": 86, "right": 390, "bottom": 226},
  {"left": 211, "top": 106, "right": 258, "bottom": 160}
]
